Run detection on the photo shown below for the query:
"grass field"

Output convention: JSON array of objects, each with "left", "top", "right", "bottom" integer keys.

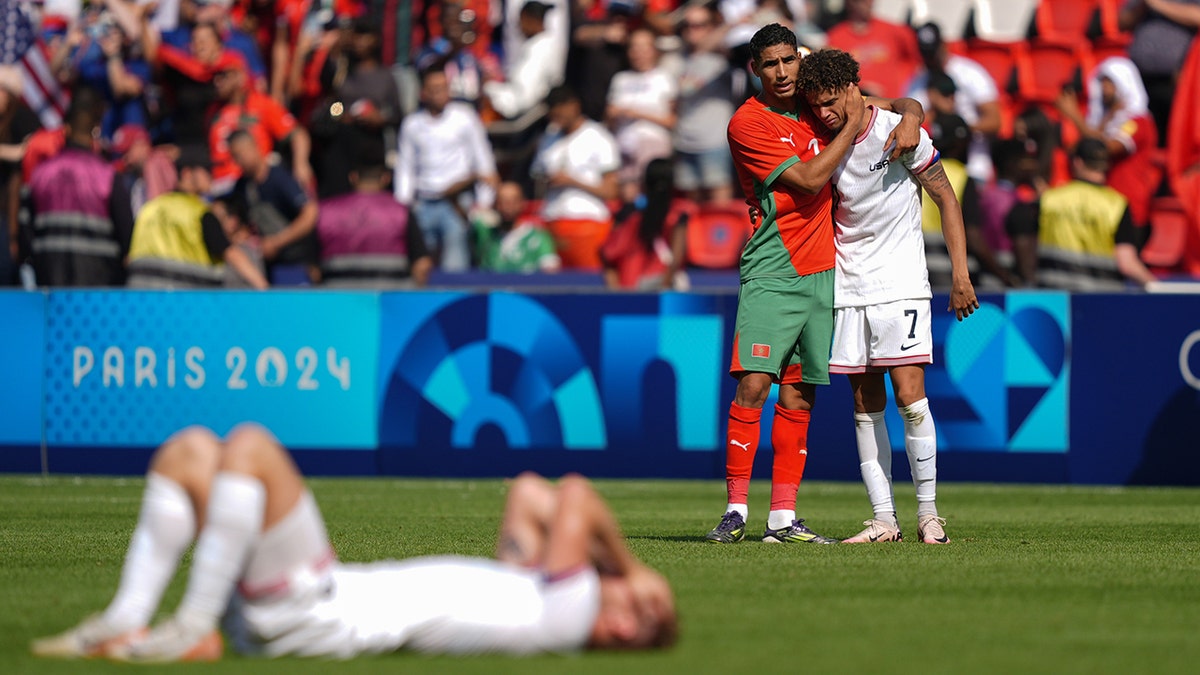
[{"left": 2, "top": 476, "right": 1199, "bottom": 674}]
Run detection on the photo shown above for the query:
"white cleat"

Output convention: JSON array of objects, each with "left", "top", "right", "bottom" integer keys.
[
  {"left": 841, "top": 518, "right": 903, "bottom": 543},
  {"left": 917, "top": 515, "right": 950, "bottom": 544},
  {"left": 108, "top": 616, "right": 223, "bottom": 663},
  {"left": 30, "top": 614, "right": 144, "bottom": 659}
]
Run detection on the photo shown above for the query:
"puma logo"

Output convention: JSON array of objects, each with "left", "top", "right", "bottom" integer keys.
[
  {"left": 779, "top": 133, "right": 795, "bottom": 148},
  {"left": 729, "top": 439, "right": 751, "bottom": 451}
]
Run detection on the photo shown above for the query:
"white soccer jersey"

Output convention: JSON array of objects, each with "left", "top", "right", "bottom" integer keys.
[{"left": 831, "top": 107, "right": 939, "bottom": 308}]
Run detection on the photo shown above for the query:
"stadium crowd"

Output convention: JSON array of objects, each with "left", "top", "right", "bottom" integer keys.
[{"left": 1, "top": 0, "right": 1197, "bottom": 291}]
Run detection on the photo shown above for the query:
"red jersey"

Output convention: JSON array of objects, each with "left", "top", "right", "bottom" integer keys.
[
  {"left": 209, "top": 91, "right": 299, "bottom": 183},
  {"left": 1107, "top": 113, "right": 1161, "bottom": 227},
  {"left": 727, "top": 98, "right": 835, "bottom": 278},
  {"left": 825, "top": 19, "right": 922, "bottom": 99}
]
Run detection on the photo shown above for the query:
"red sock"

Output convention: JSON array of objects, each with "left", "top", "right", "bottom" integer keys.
[
  {"left": 770, "top": 405, "right": 811, "bottom": 511},
  {"left": 725, "top": 403, "right": 762, "bottom": 505}
]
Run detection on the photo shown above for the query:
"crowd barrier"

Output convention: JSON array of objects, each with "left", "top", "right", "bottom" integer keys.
[{"left": 1, "top": 288, "right": 1197, "bottom": 486}]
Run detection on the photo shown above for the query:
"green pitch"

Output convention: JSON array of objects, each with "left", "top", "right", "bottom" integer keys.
[{"left": 2, "top": 476, "right": 1198, "bottom": 674}]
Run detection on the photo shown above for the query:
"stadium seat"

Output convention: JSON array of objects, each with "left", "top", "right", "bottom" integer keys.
[
  {"left": 1142, "top": 197, "right": 1189, "bottom": 269},
  {"left": 686, "top": 206, "right": 752, "bottom": 269},
  {"left": 1090, "top": 0, "right": 1133, "bottom": 61},
  {"left": 1034, "top": 0, "right": 1100, "bottom": 42},
  {"left": 971, "top": 0, "right": 1038, "bottom": 42},
  {"left": 1015, "top": 39, "right": 1095, "bottom": 106},
  {"left": 967, "top": 39, "right": 1024, "bottom": 95},
  {"left": 871, "top": 0, "right": 913, "bottom": 25},
  {"left": 910, "top": 0, "right": 975, "bottom": 42}
]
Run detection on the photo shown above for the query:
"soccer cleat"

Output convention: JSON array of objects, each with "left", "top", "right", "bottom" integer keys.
[
  {"left": 705, "top": 511, "right": 746, "bottom": 543},
  {"left": 30, "top": 614, "right": 144, "bottom": 659},
  {"left": 842, "top": 518, "right": 903, "bottom": 543},
  {"left": 761, "top": 519, "right": 839, "bottom": 544},
  {"left": 917, "top": 515, "right": 950, "bottom": 544},
  {"left": 108, "top": 617, "right": 223, "bottom": 663}
]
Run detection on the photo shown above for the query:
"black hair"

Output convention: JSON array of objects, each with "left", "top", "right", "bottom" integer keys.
[
  {"left": 545, "top": 84, "right": 580, "bottom": 108},
  {"left": 796, "top": 48, "right": 860, "bottom": 95},
  {"left": 63, "top": 86, "right": 105, "bottom": 135},
  {"left": 638, "top": 158, "right": 676, "bottom": 249},
  {"left": 748, "top": 23, "right": 797, "bottom": 63}
]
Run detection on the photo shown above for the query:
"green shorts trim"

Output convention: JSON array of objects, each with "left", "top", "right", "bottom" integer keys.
[{"left": 729, "top": 269, "right": 834, "bottom": 385}]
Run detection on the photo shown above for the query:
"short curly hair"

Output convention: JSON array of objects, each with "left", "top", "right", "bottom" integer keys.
[
  {"left": 749, "top": 23, "right": 797, "bottom": 63},
  {"left": 797, "top": 48, "right": 861, "bottom": 95}
]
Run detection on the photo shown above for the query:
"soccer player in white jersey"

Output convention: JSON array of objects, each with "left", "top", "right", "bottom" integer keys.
[
  {"left": 797, "top": 49, "right": 979, "bottom": 544},
  {"left": 31, "top": 424, "right": 676, "bottom": 661}
]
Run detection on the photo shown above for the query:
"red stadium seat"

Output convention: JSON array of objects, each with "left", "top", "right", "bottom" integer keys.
[
  {"left": 967, "top": 39, "right": 1025, "bottom": 95},
  {"left": 1035, "top": 0, "right": 1100, "bottom": 42},
  {"left": 1142, "top": 197, "right": 1189, "bottom": 269},
  {"left": 687, "top": 206, "right": 752, "bottom": 269},
  {"left": 1016, "top": 39, "right": 1095, "bottom": 107}
]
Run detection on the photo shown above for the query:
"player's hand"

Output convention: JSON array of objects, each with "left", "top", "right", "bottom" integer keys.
[
  {"left": 948, "top": 277, "right": 979, "bottom": 321},
  {"left": 887, "top": 110, "right": 922, "bottom": 160},
  {"left": 747, "top": 204, "right": 763, "bottom": 226},
  {"left": 842, "top": 84, "right": 865, "bottom": 131}
]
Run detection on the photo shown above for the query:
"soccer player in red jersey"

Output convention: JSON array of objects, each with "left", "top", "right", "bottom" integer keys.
[{"left": 706, "top": 24, "right": 924, "bottom": 544}]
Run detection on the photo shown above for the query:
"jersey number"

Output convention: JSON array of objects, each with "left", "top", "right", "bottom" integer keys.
[
  {"left": 904, "top": 309, "right": 918, "bottom": 339},
  {"left": 808, "top": 138, "right": 821, "bottom": 156}
]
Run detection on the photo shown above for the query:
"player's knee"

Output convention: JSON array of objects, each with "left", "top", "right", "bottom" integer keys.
[
  {"left": 152, "top": 426, "right": 221, "bottom": 475},
  {"left": 734, "top": 375, "right": 772, "bottom": 407},
  {"left": 220, "top": 423, "right": 280, "bottom": 472}
]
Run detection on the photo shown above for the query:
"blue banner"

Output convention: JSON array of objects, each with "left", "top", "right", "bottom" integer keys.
[
  {"left": 42, "top": 291, "right": 379, "bottom": 449},
  {"left": 0, "top": 292, "right": 45, "bottom": 445}
]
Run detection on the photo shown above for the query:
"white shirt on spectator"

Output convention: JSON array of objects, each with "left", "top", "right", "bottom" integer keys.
[
  {"left": 502, "top": 0, "right": 569, "bottom": 74},
  {"left": 483, "top": 30, "right": 565, "bottom": 120},
  {"left": 943, "top": 54, "right": 998, "bottom": 182},
  {"left": 394, "top": 102, "right": 497, "bottom": 206},
  {"left": 533, "top": 120, "right": 620, "bottom": 222},
  {"left": 606, "top": 67, "right": 677, "bottom": 160}
]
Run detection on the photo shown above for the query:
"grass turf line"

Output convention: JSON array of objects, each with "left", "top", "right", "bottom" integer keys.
[{"left": 2, "top": 476, "right": 1198, "bottom": 675}]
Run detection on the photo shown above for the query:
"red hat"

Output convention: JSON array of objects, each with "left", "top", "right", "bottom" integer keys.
[
  {"left": 111, "top": 124, "right": 150, "bottom": 155},
  {"left": 211, "top": 50, "right": 248, "bottom": 75}
]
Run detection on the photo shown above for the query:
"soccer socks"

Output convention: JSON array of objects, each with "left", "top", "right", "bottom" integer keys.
[
  {"left": 900, "top": 398, "right": 939, "bottom": 518},
  {"left": 724, "top": 403, "right": 762, "bottom": 511},
  {"left": 768, "top": 405, "right": 810, "bottom": 528},
  {"left": 174, "top": 472, "right": 266, "bottom": 632},
  {"left": 854, "top": 411, "right": 898, "bottom": 527},
  {"left": 102, "top": 473, "right": 197, "bottom": 632}
]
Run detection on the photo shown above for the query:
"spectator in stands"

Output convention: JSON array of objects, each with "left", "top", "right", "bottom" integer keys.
[
  {"left": 395, "top": 66, "right": 499, "bottom": 273},
  {"left": 126, "top": 145, "right": 269, "bottom": 289},
  {"left": 911, "top": 22, "right": 1001, "bottom": 182},
  {"left": 533, "top": 85, "right": 620, "bottom": 270},
  {"left": 1120, "top": 0, "right": 1200, "bottom": 146},
  {"left": 308, "top": 17, "right": 403, "bottom": 199},
  {"left": 50, "top": 6, "right": 152, "bottom": 142},
  {"left": 925, "top": 72, "right": 958, "bottom": 126},
  {"left": 1011, "top": 106, "right": 1058, "bottom": 191},
  {"left": 600, "top": 157, "right": 691, "bottom": 290},
  {"left": 979, "top": 139, "right": 1041, "bottom": 287},
  {"left": 0, "top": 75, "right": 40, "bottom": 285},
  {"left": 226, "top": 129, "right": 320, "bottom": 284},
  {"left": 209, "top": 51, "right": 314, "bottom": 194},
  {"left": 210, "top": 191, "right": 268, "bottom": 288},
  {"left": 159, "top": 0, "right": 267, "bottom": 84},
  {"left": 673, "top": 3, "right": 736, "bottom": 206},
  {"left": 923, "top": 114, "right": 1016, "bottom": 289},
  {"left": 24, "top": 88, "right": 134, "bottom": 287},
  {"left": 1056, "top": 57, "right": 1162, "bottom": 229},
  {"left": 482, "top": 1, "right": 566, "bottom": 122},
  {"left": 502, "top": 0, "right": 569, "bottom": 76},
  {"left": 109, "top": 123, "right": 177, "bottom": 215},
  {"left": 316, "top": 148, "right": 432, "bottom": 288},
  {"left": 607, "top": 26, "right": 678, "bottom": 203},
  {"left": 472, "top": 181, "right": 561, "bottom": 273},
  {"left": 569, "top": 2, "right": 635, "bottom": 123},
  {"left": 143, "top": 20, "right": 226, "bottom": 146},
  {"left": 824, "top": 0, "right": 921, "bottom": 98},
  {"left": 415, "top": 0, "right": 503, "bottom": 108},
  {"left": 1007, "top": 138, "right": 1156, "bottom": 290}
]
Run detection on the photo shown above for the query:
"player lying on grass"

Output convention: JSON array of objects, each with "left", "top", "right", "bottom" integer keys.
[
  {"left": 796, "top": 48, "right": 978, "bottom": 544},
  {"left": 32, "top": 424, "right": 676, "bottom": 661}
]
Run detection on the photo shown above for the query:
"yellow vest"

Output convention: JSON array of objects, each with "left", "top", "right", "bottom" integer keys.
[
  {"left": 1038, "top": 180, "right": 1128, "bottom": 255},
  {"left": 128, "top": 192, "right": 217, "bottom": 265},
  {"left": 921, "top": 157, "right": 968, "bottom": 235}
]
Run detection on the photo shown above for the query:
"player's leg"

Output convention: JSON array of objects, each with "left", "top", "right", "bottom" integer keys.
[
  {"left": 761, "top": 270, "right": 837, "bottom": 544},
  {"left": 118, "top": 423, "right": 309, "bottom": 662},
  {"left": 496, "top": 472, "right": 559, "bottom": 566},
  {"left": 842, "top": 373, "right": 903, "bottom": 543},
  {"left": 31, "top": 426, "right": 223, "bottom": 659},
  {"left": 706, "top": 370, "right": 773, "bottom": 543},
  {"left": 891, "top": 364, "right": 948, "bottom": 543}
]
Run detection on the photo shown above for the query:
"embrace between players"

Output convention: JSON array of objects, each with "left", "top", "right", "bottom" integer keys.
[{"left": 707, "top": 24, "right": 977, "bottom": 547}]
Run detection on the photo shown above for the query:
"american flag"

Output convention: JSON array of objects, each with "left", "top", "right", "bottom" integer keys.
[{"left": 0, "top": 0, "right": 67, "bottom": 128}]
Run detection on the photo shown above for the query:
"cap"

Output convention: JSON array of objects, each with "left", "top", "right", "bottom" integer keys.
[
  {"left": 211, "top": 50, "right": 247, "bottom": 74},
  {"left": 916, "top": 22, "right": 942, "bottom": 54},
  {"left": 1073, "top": 137, "right": 1109, "bottom": 166},
  {"left": 520, "top": 1, "right": 554, "bottom": 19},
  {"left": 931, "top": 114, "right": 970, "bottom": 153},
  {"left": 111, "top": 124, "right": 150, "bottom": 155},
  {"left": 175, "top": 144, "right": 213, "bottom": 172},
  {"left": 930, "top": 72, "right": 957, "bottom": 97}
]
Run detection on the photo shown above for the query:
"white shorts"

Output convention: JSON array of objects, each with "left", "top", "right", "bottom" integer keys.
[{"left": 829, "top": 299, "right": 933, "bottom": 374}]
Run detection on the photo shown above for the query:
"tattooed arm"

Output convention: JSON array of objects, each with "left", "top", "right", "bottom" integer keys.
[{"left": 916, "top": 161, "right": 979, "bottom": 320}]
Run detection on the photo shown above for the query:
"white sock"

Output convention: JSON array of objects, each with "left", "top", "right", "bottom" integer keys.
[
  {"left": 900, "top": 398, "right": 939, "bottom": 517},
  {"left": 102, "top": 473, "right": 196, "bottom": 631},
  {"left": 725, "top": 503, "right": 748, "bottom": 521},
  {"left": 854, "top": 411, "right": 896, "bottom": 525},
  {"left": 767, "top": 509, "right": 795, "bottom": 530},
  {"left": 174, "top": 472, "right": 265, "bottom": 631}
]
